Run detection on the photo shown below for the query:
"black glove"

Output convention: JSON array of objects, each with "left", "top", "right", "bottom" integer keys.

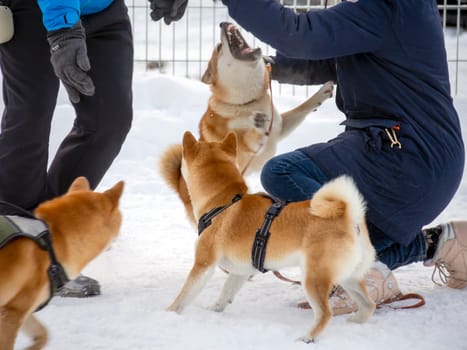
[
  {"left": 148, "top": 0, "right": 188, "bottom": 25},
  {"left": 47, "top": 20, "right": 95, "bottom": 103}
]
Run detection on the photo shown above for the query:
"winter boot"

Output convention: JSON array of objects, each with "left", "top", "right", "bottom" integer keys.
[
  {"left": 424, "top": 221, "right": 467, "bottom": 289},
  {"left": 298, "top": 262, "right": 425, "bottom": 314}
]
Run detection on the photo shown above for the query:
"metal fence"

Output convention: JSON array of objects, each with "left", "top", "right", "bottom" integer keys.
[{"left": 126, "top": 0, "right": 466, "bottom": 95}]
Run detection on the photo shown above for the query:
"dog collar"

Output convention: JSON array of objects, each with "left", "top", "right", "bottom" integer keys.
[
  {"left": 197, "top": 194, "right": 243, "bottom": 235},
  {"left": 0, "top": 201, "right": 70, "bottom": 312}
]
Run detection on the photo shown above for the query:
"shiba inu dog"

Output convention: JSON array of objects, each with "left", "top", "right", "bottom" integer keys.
[
  {"left": 200, "top": 22, "right": 333, "bottom": 175},
  {"left": 0, "top": 177, "right": 124, "bottom": 350},
  {"left": 160, "top": 22, "right": 333, "bottom": 225},
  {"left": 166, "top": 132, "right": 376, "bottom": 342}
]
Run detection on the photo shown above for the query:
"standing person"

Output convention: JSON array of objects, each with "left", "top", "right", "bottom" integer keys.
[
  {"left": 0, "top": 0, "right": 133, "bottom": 297},
  {"left": 149, "top": 0, "right": 467, "bottom": 312}
]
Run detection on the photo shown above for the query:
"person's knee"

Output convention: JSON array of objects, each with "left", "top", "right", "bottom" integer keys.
[{"left": 260, "top": 157, "right": 283, "bottom": 195}]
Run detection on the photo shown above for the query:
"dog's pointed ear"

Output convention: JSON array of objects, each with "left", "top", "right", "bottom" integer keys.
[
  {"left": 201, "top": 64, "right": 213, "bottom": 84},
  {"left": 182, "top": 131, "right": 198, "bottom": 152},
  {"left": 104, "top": 180, "right": 125, "bottom": 209},
  {"left": 201, "top": 49, "right": 217, "bottom": 85},
  {"left": 222, "top": 132, "right": 237, "bottom": 154},
  {"left": 67, "top": 176, "right": 90, "bottom": 193}
]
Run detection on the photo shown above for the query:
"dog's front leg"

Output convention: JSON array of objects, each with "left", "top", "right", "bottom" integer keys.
[
  {"left": 280, "top": 81, "right": 334, "bottom": 139},
  {"left": 228, "top": 111, "right": 270, "bottom": 132},
  {"left": 211, "top": 274, "right": 249, "bottom": 312},
  {"left": 21, "top": 314, "right": 48, "bottom": 350},
  {"left": 167, "top": 264, "right": 216, "bottom": 313},
  {"left": 0, "top": 307, "right": 24, "bottom": 350}
]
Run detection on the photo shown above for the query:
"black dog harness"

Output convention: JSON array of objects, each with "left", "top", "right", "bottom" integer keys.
[
  {"left": 251, "top": 199, "right": 287, "bottom": 273},
  {"left": 197, "top": 194, "right": 243, "bottom": 235},
  {"left": 0, "top": 201, "right": 69, "bottom": 311},
  {"left": 197, "top": 194, "right": 287, "bottom": 273}
]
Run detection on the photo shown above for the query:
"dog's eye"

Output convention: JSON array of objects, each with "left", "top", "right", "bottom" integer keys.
[{"left": 216, "top": 43, "right": 222, "bottom": 52}]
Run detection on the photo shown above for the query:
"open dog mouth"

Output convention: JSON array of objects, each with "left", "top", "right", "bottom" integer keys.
[{"left": 219, "top": 22, "right": 262, "bottom": 61}]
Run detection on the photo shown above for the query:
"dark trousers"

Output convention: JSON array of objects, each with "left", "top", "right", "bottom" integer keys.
[{"left": 0, "top": 0, "right": 133, "bottom": 211}]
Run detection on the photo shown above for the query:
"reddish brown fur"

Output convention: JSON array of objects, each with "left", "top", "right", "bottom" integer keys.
[
  {"left": 199, "top": 33, "right": 333, "bottom": 175},
  {"left": 159, "top": 144, "right": 195, "bottom": 224},
  {"left": 0, "top": 177, "right": 124, "bottom": 350},
  {"left": 167, "top": 132, "right": 376, "bottom": 342}
]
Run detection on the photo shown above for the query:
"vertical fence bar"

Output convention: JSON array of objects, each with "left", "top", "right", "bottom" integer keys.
[{"left": 129, "top": 0, "right": 464, "bottom": 96}]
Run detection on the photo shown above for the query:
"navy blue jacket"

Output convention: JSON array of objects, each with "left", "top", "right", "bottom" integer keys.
[
  {"left": 223, "top": 0, "right": 464, "bottom": 245},
  {"left": 37, "top": 0, "right": 114, "bottom": 30}
]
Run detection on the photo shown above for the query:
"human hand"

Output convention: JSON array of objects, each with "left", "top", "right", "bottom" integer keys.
[
  {"left": 148, "top": 0, "right": 188, "bottom": 25},
  {"left": 47, "top": 20, "right": 95, "bottom": 103}
]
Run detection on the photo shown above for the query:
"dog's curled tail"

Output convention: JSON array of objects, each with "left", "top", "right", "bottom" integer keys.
[
  {"left": 159, "top": 144, "right": 196, "bottom": 225},
  {"left": 159, "top": 144, "right": 183, "bottom": 193},
  {"left": 309, "top": 175, "right": 366, "bottom": 224}
]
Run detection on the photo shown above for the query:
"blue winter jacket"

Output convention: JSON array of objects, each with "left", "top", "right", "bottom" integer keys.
[
  {"left": 223, "top": 0, "right": 465, "bottom": 245},
  {"left": 37, "top": 0, "right": 114, "bottom": 31}
]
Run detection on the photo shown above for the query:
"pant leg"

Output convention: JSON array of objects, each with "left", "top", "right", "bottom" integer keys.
[
  {"left": 260, "top": 150, "right": 328, "bottom": 201},
  {"left": 46, "top": 0, "right": 134, "bottom": 197},
  {"left": 369, "top": 222, "right": 427, "bottom": 270},
  {"left": 0, "top": 0, "right": 59, "bottom": 211}
]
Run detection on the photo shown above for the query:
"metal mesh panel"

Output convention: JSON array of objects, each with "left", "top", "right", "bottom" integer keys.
[{"left": 128, "top": 0, "right": 466, "bottom": 95}]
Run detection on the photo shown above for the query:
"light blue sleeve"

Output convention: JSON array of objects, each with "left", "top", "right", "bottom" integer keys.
[{"left": 37, "top": 0, "right": 80, "bottom": 31}]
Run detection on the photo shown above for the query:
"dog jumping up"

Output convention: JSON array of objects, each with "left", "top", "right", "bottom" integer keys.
[
  {"left": 159, "top": 22, "right": 333, "bottom": 225},
  {"left": 200, "top": 22, "right": 333, "bottom": 175},
  {"left": 166, "top": 132, "right": 376, "bottom": 342},
  {"left": 0, "top": 177, "right": 124, "bottom": 350}
]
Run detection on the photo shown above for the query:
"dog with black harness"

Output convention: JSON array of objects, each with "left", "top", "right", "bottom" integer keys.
[
  {"left": 0, "top": 177, "right": 124, "bottom": 350},
  {"left": 166, "top": 131, "right": 376, "bottom": 343}
]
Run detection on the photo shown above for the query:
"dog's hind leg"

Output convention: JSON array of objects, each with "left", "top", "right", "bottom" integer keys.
[
  {"left": 211, "top": 274, "right": 249, "bottom": 312},
  {"left": 340, "top": 278, "right": 376, "bottom": 323},
  {"left": 298, "top": 272, "right": 334, "bottom": 343},
  {"left": 167, "top": 263, "right": 216, "bottom": 313},
  {"left": 21, "top": 314, "right": 48, "bottom": 350}
]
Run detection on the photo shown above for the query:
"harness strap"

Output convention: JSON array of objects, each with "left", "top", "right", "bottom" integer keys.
[
  {"left": 37, "top": 234, "right": 70, "bottom": 312},
  {"left": 0, "top": 200, "right": 70, "bottom": 312},
  {"left": 198, "top": 194, "right": 243, "bottom": 236},
  {"left": 252, "top": 200, "right": 287, "bottom": 273}
]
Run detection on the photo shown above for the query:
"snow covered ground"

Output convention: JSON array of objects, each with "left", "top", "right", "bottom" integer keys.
[{"left": 3, "top": 23, "right": 467, "bottom": 350}]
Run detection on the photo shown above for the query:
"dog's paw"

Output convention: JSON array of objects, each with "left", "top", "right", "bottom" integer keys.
[
  {"left": 166, "top": 304, "right": 182, "bottom": 313},
  {"left": 310, "top": 81, "right": 334, "bottom": 112},
  {"left": 209, "top": 303, "right": 227, "bottom": 312},
  {"left": 318, "top": 81, "right": 334, "bottom": 100},
  {"left": 296, "top": 335, "right": 315, "bottom": 344},
  {"left": 305, "top": 81, "right": 334, "bottom": 113},
  {"left": 347, "top": 307, "right": 374, "bottom": 323},
  {"left": 252, "top": 112, "right": 270, "bottom": 131}
]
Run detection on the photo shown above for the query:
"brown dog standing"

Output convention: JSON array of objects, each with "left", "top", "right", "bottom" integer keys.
[
  {"left": 0, "top": 177, "right": 124, "bottom": 350},
  {"left": 166, "top": 132, "right": 376, "bottom": 342}
]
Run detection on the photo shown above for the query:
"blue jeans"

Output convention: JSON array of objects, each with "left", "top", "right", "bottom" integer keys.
[{"left": 260, "top": 150, "right": 427, "bottom": 270}]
